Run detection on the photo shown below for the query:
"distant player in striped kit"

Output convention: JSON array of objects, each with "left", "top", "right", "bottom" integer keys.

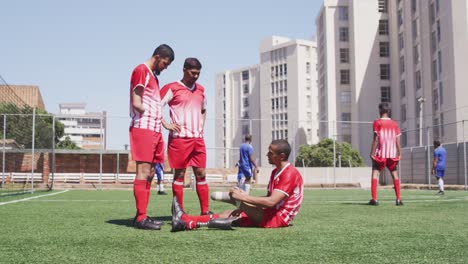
[
  {"left": 160, "top": 58, "right": 212, "bottom": 215},
  {"left": 369, "top": 102, "right": 403, "bottom": 206},
  {"left": 170, "top": 139, "right": 304, "bottom": 232},
  {"left": 129, "top": 44, "right": 174, "bottom": 229}
]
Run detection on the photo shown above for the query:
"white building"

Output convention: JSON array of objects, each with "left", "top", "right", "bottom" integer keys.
[
  {"left": 215, "top": 36, "right": 318, "bottom": 167},
  {"left": 316, "top": 0, "right": 468, "bottom": 164},
  {"left": 57, "top": 103, "right": 106, "bottom": 150}
]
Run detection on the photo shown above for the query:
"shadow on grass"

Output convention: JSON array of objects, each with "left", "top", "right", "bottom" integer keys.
[
  {"left": 341, "top": 202, "right": 373, "bottom": 206},
  {"left": 106, "top": 215, "right": 172, "bottom": 228}
]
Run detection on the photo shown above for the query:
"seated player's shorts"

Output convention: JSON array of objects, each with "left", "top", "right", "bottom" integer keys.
[
  {"left": 238, "top": 209, "right": 288, "bottom": 228},
  {"left": 168, "top": 137, "right": 206, "bottom": 169},
  {"left": 238, "top": 166, "right": 253, "bottom": 180},
  {"left": 129, "top": 127, "right": 164, "bottom": 163},
  {"left": 372, "top": 156, "right": 399, "bottom": 172},
  {"left": 435, "top": 168, "right": 445, "bottom": 177}
]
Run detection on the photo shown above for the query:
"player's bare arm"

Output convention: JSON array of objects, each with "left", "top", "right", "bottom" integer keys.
[
  {"left": 162, "top": 119, "right": 181, "bottom": 133},
  {"left": 132, "top": 86, "right": 145, "bottom": 114},
  {"left": 370, "top": 132, "right": 378, "bottom": 159},
  {"left": 230, "top": 188, "right": 286, "bottom": 208}
]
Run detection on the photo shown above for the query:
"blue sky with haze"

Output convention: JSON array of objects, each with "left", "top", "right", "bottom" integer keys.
[{"left": 1, "top": 0, "right": 321, "bottom": 163}]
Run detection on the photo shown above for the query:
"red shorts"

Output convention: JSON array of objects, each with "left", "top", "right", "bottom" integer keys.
[
  {"left": 238, "top": 209, "right": 288, "bottom": 228},
  {"left": 129, "top": 127, "right": 164, "bottom": 163},
  {"left": 372, "top": 157, "right": 399, "bottom": 172},
  {"left": 168, "top": 137, "right": 206, "bottom": 169}
]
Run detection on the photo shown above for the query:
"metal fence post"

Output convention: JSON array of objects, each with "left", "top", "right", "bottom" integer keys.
[
  {"left": 463, "top": 120, "right": 467, "bottom": 191},
  {"left": 31, "top": 108, "right": 36, "bottom": 193},
  {"left": 426, "top": 127, "right": 431, "bottom": 188},
  {"left": 2, "top": 114, "right": 6, "bottom": 187}
]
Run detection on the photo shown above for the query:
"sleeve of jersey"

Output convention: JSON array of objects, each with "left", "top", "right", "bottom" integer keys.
[
  {"left": 202, "top": 87, "right": 207, "bottom": 110},
  {"left": 395, "top": 123, "right": 401, "bottom": 136},
  {"left": 273, "top": 171, "right": 296, "bottom": 197},
  {"left": 372, "top": 120, "right": 379, "bottom": 134},
  {"left": 130, "top": 67, "right": 146, "bottom": 91},
  {"left": 160, "top": 85, "right": 174, "bottom": 106}
]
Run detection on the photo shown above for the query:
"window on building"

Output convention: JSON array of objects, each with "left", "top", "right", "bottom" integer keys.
[
  {"left": 380, "top": 64, "right": 390, "bottom": 80},
  {"left": 400, "top": 79, "right": 406, "bottom": 98},
  {"left": 433, "top": 88, "right": 439, "bottom": 111},
  {"left": 432, "top": 59, "right": 438, "bottom": 81},
  {"left": 413, "top": 45, "right": 420, "bottom": 64},
  {"left": 399, "top": 32, "right": 404, "bottom": 50},
  {"left": 381, "top": 87, "right": 391, "bottom": 102},
  {"left": 242, "top": 70, "right": 249, "bottom": 80},
  {"left": 411, "top": 0, "right": 417, "bottom": 13},
  {"left": 400, "top": 56, "right": 405, "bottom": 74},
  {"left": 378, "top": 0, "right": 388, "bottom": 13},
  {"left": 441, "top": 112, "right": 445, "bottom": 137},
  {"left": 401, "top": 131, "right": 407, "bottom": 147},
  {"left": 340, "top": 69, "right": 350, "bottom": 84},
  {"left": 439, "top": 81, "right": 443, "bottom": 105},
  {"left": 243, "top": 98, "right": 249, "bottom": 107},
  {"left": 242, "top": 111, "right": 249, "bottom": 119},
  {"left": 431, "top": 31, "right": 437, "bottom": 52},
  {"left": 340, "top": 48, "right": 349, "bottom": 63},
  {"left": 380, "top": 42, "right": 390, "bottom": 57},
  {"left": 306, "top": 95, "right": 312, "bottom": 108},
  {"left": 339, "top": 27, "right": 349, "bottom": 42},
  {"left": 340, "top": 91, "right": 351, "bottom": 103},
  {"left": 415, "top": 70, "right": 421, "bottom": 89},
  {"left": 401, "top": 104, "right": 407, "bottom": 121},
  {"left": 436, "top": 0, "right": 440, "bottom": 13},
  {"left": 438, "top": 51, "right": 442, "bottom": 74},
  {"left": 398, "top": 9, "right": 403, "bottom": 26},
  {"left": 271, "top": 83, "right": 274, "bottom": 94},
  {"left": 284, "top": 64, "right": 287, "bottom": 75},
  {"left": 412, "top": 19, "right": 418, "bottom": 40},
  {"left": 275, "top": 65, "right": 279, "bottom": 77},
  {"left": 243, "top": 84, "right": 249, "bottom": 94},
  {"left": 275, "top": 98, "right": 279, "bottom": 109},
  {"left": 341, "top": 112, "right": 351, "bottom": 121},
  {"left": 271, "top": 66, "right": 275, "bottom": 78},
  {"left": 284, "top": 80, "right": 288, "bottom": 92},
  {"left": 437, "top": 20, "right": 441, "bottom": 42},
  {"left": 284, "top": 97, "right": 288, "bottom": 108},
  {"left": 271, "top": 99, "right": 275, "bottom": 110},
  {"left": 338, "top": 6, "right": 349, "bottom": 21},
  {"left": 379, "top": 19, "right": 389, "bottom": 35},
  {"left": 430, "top": 3, "right": 435, "bottom": 24},
  {"left": 306, "top": 62, "right": 311, "bottom": 74}
]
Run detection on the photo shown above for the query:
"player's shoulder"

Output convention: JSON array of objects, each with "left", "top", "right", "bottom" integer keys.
[
  {"left": 195, "top": 83, "right": 205, "bottom": 92},
  {"left": 161, "top": 81, "right": 180, "bottom": 90},
  {"left": 133, "top": 63, "right": 147, "bottom": 72}
]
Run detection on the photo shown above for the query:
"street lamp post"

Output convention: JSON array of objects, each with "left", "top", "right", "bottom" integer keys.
[{"left": 417, "top": 97, "right": 426, "bottom": 146}]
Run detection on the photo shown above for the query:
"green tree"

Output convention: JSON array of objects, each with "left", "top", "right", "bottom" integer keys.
[
  {"left": 56, "top": 136, "right": 80, "bottom": 149},
  {"left": 295, "top": 138, "right": 365, "bottom": 167},
  {"left": 0, "top": 103, "right": 65, "bottom": 148}
]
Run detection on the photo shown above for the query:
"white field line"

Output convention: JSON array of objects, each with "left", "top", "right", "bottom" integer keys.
[
  {"left": 27, "top": 199, "right": 131, "bottom": 202},
  {"left": 0, "top": 190, "right": 69, "bottom": 206},
  {"left": 307, "top": 196, "right": 468, "bottom": 204}
]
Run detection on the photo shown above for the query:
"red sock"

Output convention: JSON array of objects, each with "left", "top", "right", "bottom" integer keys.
[
  {"left": 196, "top": 177, "right": 210, "bottom": 214},
  {"left": 181, "top": 214, "right": 220, "bottom": 230},
  {"left": 146, "top": 179, "right": 152, "bottom": 208},
  {"left": 133, "top": 179, "right": 148, "bottom": 222},
  {"left": 172, "top": 177, "right": 184, "bottom": 210},
  {"left": 371, "top": 178, "right": 378, "bottom": 200},
  {"left": 393, "top": 178, "right": 401, "bottom": 200}
]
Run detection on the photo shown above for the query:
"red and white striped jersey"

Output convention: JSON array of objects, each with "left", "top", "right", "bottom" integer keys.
[
  {"left": 373, "top": 118, "right": 401, "bottom": 158},
  {"left": 129, "top": 64, "right": 162, "bottom": 132},
  {"left": 267, "top": 163, "right": 304, "bottom": 226},
  {"left": 160, "top": 81, "right": 206, "bottom": 138}
]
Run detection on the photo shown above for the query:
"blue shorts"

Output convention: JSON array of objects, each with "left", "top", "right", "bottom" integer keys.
[
  {"left": 436, "top": 168, "right": 445, "bottom": 178},
  {"left": 238, "top": 166, "right": 253, "bottom": 180}
]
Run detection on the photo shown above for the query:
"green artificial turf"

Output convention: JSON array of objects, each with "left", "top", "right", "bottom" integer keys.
[{"left": 0, "top": 189, "right": 467, "bottom": 264}]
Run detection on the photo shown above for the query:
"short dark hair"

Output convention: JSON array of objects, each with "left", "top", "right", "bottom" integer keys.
[
  {"left": 271, "top": 139, "right": 291, "bottom": 159},
  {"left": 434, "top": 140, "right": 441, "bottom": 148},
  {"left": 153, "top": 44, "right": 175, "bottom": 62},
  {"left": 379, "top": 102, "right": 391, "bottom": 115},
  {"left": 183, "top": 57, "right": 202, "bottom": 70},
  {"left": 244, "top": 134, "right": 252, "bottom": 142}
]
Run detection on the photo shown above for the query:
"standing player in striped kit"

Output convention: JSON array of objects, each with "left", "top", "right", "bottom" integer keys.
[
  {"left": 129, "top": 44, "right": 174, "bottom": 229},
  {"left": 369, "top": 102, "right": 403, "bottom": 206},
  {"left": 160, "top": 58, "right": 212, "bottom": 215}
]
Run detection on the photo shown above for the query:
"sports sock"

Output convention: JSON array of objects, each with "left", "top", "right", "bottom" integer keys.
[
  {"left": 244, "top": 184, "right": 251, "bottom": 194},
  {"left": 196, "top": 177, "right": 210, "bottom": 214},
  {"left": 438, "top": 178, "right": 444, "bottom": 192},
  {"left": 393, "top": 178, "right": 401, "bottom": 200},
  {"left": 181, "top": 213, "right": 220, "bottom": 230},
  {"left": 172, "top": 177, "right": 185, "bottom": 210},
  {"left": 133, "top": 179, "right": 148, "bottom": 222},
  {"left": 371, "top": 178, "right": 378, "bottom": 200}
]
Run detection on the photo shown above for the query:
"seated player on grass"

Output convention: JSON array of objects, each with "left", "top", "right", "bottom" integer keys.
[{"left": 170, "top": 139, "right": 304, "bottom": 231}]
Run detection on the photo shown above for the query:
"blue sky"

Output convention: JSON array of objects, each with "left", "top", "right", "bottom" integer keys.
[{"left": 1, "top": 0, "right": 321, "bottom": 157}]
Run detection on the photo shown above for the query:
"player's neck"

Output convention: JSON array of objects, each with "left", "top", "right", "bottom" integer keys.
[
  {"left": 276, "top": 161, "right": 289, "bottom": 170},
  {"left": 181, "top": 79, "right": 195, "bottom": 88},
  {"left": 144, "top": 58, "right": 155, "bottom": 71}
]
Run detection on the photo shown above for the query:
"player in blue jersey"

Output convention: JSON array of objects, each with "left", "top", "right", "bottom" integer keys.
[
  {"left": 237, "top": 134, "right": 259, "bottom": 194},
  {"left": 154, "top": 163, "right": 167, "bottom": 195},
  {"left": 432, "top": 140, "right": 447, "bottom": 195}
]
